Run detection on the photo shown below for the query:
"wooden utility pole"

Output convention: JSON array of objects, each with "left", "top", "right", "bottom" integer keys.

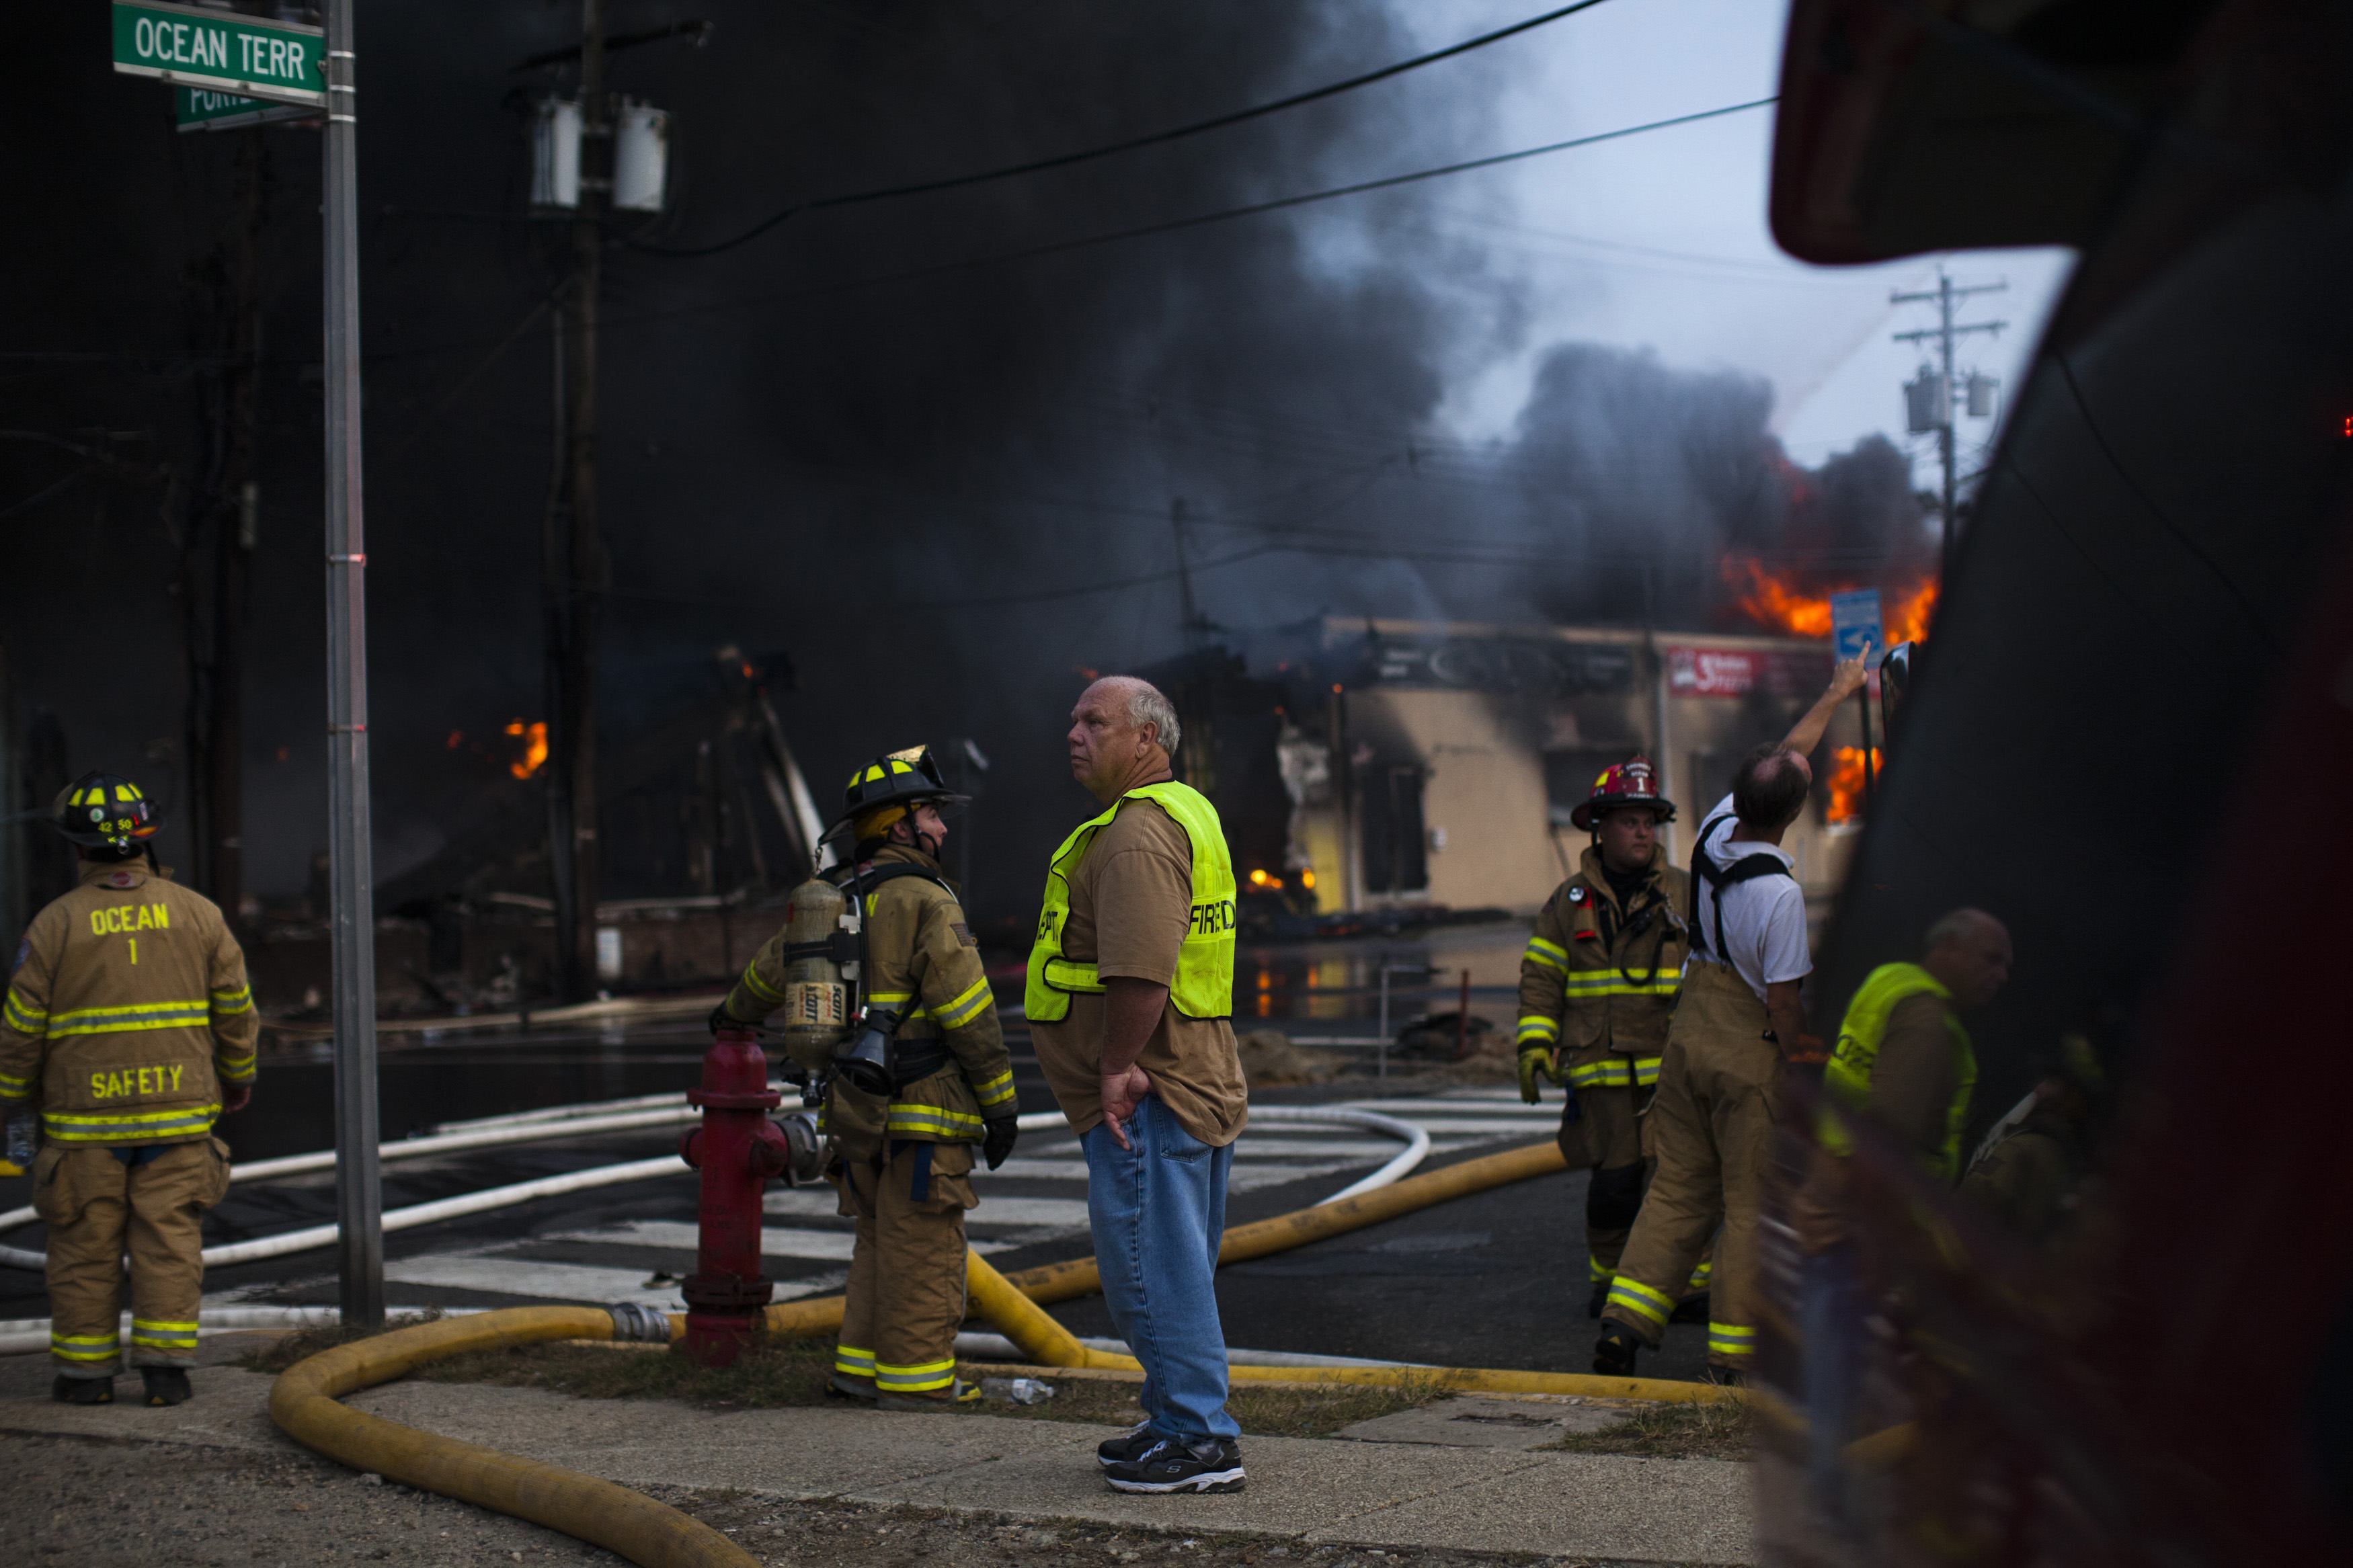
[
  {"left": 182, "top": 128, "right": 265, "bottom": 924},
  {"left": 544, "top": 0, "right": 609, "bottom": 998}
]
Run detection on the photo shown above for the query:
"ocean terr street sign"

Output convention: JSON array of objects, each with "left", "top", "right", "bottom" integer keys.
[
  {"left": 176, "top": 85, "right": 311, "bottom": 132},
  {"left": 112, "top": 1, "right": 324, "bottom": 108}
]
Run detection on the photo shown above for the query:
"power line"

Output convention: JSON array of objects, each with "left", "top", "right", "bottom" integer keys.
[
  {"left": 632, "top": 0, "right": 1621, "bottom": 257},
  {"left": 612, "top": 96, "right": 1781, "bottom": 333}
]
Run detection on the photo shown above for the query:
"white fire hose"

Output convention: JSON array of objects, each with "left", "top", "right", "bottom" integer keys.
[{"left": 0, "top": 1094, "right": 1429, "bottom": 1272}]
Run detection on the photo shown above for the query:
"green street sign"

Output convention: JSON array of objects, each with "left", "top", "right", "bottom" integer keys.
[
  {"left": 112, "top": 1, "right": 323, "bottom": 108},
  {"left": 176, "top": 85, "right": 311, "bottom": 133}
]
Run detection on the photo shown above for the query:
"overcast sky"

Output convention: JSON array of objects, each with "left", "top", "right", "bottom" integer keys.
[{"left": 1382, "top": 0, "right": 2073, "bottom": 474}]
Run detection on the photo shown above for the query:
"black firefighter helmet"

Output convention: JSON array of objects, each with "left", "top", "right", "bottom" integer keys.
[
  {"left": 829, "top": 747, "right": 968, "bottom": 841},
  {"left": 51, "top": 772, "right": 161, "bottom": 850}
]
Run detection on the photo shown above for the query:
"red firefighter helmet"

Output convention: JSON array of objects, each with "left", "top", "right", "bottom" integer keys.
[{"left": 1570, "top": 756, "right": 1676, "bottom": 831}]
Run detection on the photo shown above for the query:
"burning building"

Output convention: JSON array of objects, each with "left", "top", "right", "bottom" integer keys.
[{"left": 1156, "top": 606, "right": 1890, "bottom": 932}]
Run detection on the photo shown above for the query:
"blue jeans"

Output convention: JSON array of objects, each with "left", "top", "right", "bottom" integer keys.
[
  {"left": 1802, "top": 1243, "right": 1863, "bottom": 1520},
  {"left": 1083, "top": 1094, "right": 1238, "bottom": 1441}
]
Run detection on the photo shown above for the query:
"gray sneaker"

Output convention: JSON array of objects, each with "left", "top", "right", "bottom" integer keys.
[{"left": 1105, "top": 1436, "right": 1245, "bottom": 1495}]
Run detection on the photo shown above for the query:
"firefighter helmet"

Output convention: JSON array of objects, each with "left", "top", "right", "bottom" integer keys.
[
  {"left": 51, "top": 772, "right": 161, "bottom": 850},
  {"left": 829, "top": 747, "right": 967, "bottom": 836},
  {"left": 1569, "top": 756, "right": 1676, "bottom": 831}
]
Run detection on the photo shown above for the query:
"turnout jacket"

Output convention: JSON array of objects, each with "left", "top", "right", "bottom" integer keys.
[
  {"left": 1515, "top": 847, "right": 1689, "bottom": 1091},
  {"left": 725, "top": 845, "right": 1013, "bottom": 1153},
  {"left": 1, "top": 859, "right": 257, "bottom": 1147}
]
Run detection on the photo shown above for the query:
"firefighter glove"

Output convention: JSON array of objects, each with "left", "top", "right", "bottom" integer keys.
[
  {"left": 982, "top": 1115, "right": 1020, "bottom": 1171},
  {"left": 707, "top": 999, "right": 737, "bottom": 1036},
  {"left": 1517, "top": 1044, "right": 1560, "bottom": 1104}
]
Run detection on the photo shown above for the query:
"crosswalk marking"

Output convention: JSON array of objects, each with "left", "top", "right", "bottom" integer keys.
[
  {"left": 383, "top": 1255, "right": 688, "bottom": 1308},
  {"left": 300, "top": 1091, "right": 1540, "bottom": 1313}
]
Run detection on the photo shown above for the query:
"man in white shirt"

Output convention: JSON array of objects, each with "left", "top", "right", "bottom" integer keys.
[{"left": 1595, "top": 648, "right": 1870, "bottom": 1383}]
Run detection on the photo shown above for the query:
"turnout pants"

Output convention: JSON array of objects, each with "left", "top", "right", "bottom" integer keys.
[
  {"left": 34, "top": 1139, "right": 229, "bottom": 1378},
  {"left": 1603, "top": 963, "right": 1782, "bottom": 1370},
  {"left": 1559, "top": 1082, "right": 1717, "bottom": 1296},
  {"left": 832, "top": 1139, "right": 975, "bottom": 1400}
]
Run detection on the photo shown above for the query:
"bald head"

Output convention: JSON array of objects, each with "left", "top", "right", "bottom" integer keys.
[
  {"left": 1068, "top": 676, "right": 1181, "bottom": 804},
  {"left": 1923, "top": 907, "right": 2012, "bottom": 1010},
  {"left": 1732, "top": 743, "right": 1812, "bottom": 835}
]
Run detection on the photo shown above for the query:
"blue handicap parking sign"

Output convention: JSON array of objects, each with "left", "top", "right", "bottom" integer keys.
[{"left": 1830, "top": 589, "right": 1882, "bottom": 661}]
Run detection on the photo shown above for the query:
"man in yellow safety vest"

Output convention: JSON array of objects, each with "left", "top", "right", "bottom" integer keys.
[{"left": 1026, "top": 676, "right": 1248, "bottom": 1495}]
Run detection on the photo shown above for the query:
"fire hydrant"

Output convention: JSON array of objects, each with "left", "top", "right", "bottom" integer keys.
[{"left": 677, "top": 1026, "right": 794, "bottom": 1368}]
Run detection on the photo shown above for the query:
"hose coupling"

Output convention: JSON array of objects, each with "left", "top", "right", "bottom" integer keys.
[{"left": 606, "top": 1302, "right": 672, "bottom": 1343}]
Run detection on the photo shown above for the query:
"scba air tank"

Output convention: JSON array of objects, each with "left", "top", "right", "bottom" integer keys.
[{"left": 778, "top": 875, "right": 854, "bottom": 1072}]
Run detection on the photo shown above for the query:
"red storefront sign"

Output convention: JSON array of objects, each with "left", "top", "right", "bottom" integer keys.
[{"left": 1665, "top": 644, "right": 1829, "bottom": 698}]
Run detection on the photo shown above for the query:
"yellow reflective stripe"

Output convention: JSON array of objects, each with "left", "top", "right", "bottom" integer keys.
[
  {"left": 208, "top": 985, "right": 253, "bottom": 1015},
  {"left": 50, "top": 1335, "right": 120, "bottom": 1361},
  {"left": 1521, "top": 938, "right": 1567, "bottom": 973},
  {"left": 1041, "top": 958, "right": 1105, "bottom": 994},
  {"left": 834, "top": 1345, "right": 876, "bottom": 1374},
  {"left": 1707, "top": 1322, "right": 1755, "bottom": 1358},
  {"left": 46, "top": 1000, "right": 211, "bottom": 1037},
  {"left": 873, "top": 1357, "right": 956, "bottom": 1391},
  {"left": 1687, "top": 1260, "right": 1714, "bottom": 1290},
  {"left": 5, "top": 988, "right": 46, "bottom": 1033},
  {"left": 1560, "top": 975, "right": 1681, "bottom": 996},
  {"left": 1605, "top": 1278, "right": 1674, "bottom": 1329},
  {"left": 1564, "top": 1056, "right": 1661, "bottom": 1089},
  {"left": 44, "top": 1104, "right": 221, "bottom": 1143},
  {"left": 739, "top": 961, "right": 783, "bottom": 1004},
  {"left": 132, "top": 1331, "right": 199, "bottom": 1350},
  {"left": 1588, "top": 1253, "right": 1612, "bottom": 1283},
  {"left": 935, "top": 977, "right": 992, "bottom": 1029},
  {"left": 132, "top": 1317, "right": 199, "bottom": 1332},
  {"left": 972, "top": 1069, "right": 1016, "bottom": 1108},
  {"left": 1515, "top": 1015, "right": 1558, "bottom": 1042},
  {"left": 0, "top": 1069, "right": 30, "bottom": 1095},
  {"left": 884, "top": 1104, "right": 984, "bottom": 1137}
]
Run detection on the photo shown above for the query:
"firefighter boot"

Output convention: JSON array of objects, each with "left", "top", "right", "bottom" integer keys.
[
  {"left": 1593, "top": 1324, "right": 1642, "bottom": 1376},
  {"left": 52, "top": 1374, "right": 113, "bottom": 1405},
  {"left": 142, "top": 1367, "right": 192, "bottom": 1407}
]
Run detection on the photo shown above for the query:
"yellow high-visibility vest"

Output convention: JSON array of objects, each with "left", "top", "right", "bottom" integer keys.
[
  {"left": 1024, "top": 781, "right": 1236, "bottom": 1023},
  {"left": 1818, "top": 961, "right": 1977, "bottom": 1180}
]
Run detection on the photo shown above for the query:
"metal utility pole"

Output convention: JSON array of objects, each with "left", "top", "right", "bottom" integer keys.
[
  {"left": 1893, "top": 270, "right": 2005, "bottom": 575},
  {"left": 321, "top": 0, "right": 383, "bottom": 1329},
  {"left": 545, "top": 0, "right": 610, "bottom": 999}
]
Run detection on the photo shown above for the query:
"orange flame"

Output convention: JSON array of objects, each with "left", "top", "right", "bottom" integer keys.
[
  {"left": 1827, "top": 746, "right": 1883, "bottom": 825},
  {"left": 1722, "top": 559, "right": 1941, "bottom": 646},
  {"left": 504, "top": 719, "right": 548, "bottom": 780}
]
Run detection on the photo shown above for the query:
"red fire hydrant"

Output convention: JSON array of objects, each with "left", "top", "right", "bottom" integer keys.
[{"left": 676, "top": 1026, "right": 794, "bottom": 1368}]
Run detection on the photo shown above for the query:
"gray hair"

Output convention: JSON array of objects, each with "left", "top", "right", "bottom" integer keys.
[
  {"left": 1925, "top": 907, "right": 2005, "bottom": 953},
  {"left": 1120, "top": 678, "right": 1182, "bottom": 757}
]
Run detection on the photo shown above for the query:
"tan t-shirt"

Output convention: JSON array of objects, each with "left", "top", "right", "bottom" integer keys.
[{"left": 1029, "top": 795, "right": 1248, "bottom": 1147}]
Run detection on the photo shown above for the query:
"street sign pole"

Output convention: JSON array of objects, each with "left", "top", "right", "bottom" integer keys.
[
  {"left": 111, "top": 0, "right": 378, "bottom": 1326},
  {"left": 1830, "top": 589, "right": 1884, "bottom": 818},
  {"left": 320, "top": 0, "right": 382, "bottom": 1329}
]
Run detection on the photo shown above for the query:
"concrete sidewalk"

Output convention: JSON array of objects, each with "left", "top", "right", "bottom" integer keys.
[{"left": 0, "top": 1343, "right": 1753, "bottom": 1565}]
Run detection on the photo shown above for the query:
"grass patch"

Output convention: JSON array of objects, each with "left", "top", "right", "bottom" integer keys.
[
  {"left": 417, "top": 1336, "right": 838, "bottom": 1408},
  {"left": 975, "top": 1370, "right": 1455, "bottom": 1440},
  {"left": 1540, "top": 1398, "right": 1755, "bottom": 1461},
  {"left": 291, "top": 1325, "right": 1453, "bottom": 1438},
  {"left": 234, "top": 1311, "right": 449, "bottom": 1374}
]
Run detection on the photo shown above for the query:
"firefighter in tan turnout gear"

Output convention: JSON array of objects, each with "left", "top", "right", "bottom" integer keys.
[
  {"left": 1516, "top": 759, "right": 1707, "bottom": 1318},
  {"left": 716, "top": 747, "right": 1017, "bottom": 1409},
  {"left": 0, "top": 774, "right": 255, "bottom": 1407}
]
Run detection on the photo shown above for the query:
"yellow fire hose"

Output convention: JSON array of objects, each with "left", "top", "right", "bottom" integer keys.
[
  {"left": 268, "top": 1132, "right": 1903, "bottom": 1568},
  {"left": 268, "top": 1305, "right": 757, "bottom": 1568}
]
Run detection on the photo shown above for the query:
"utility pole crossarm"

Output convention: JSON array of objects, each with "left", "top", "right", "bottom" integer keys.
[{"left": 1893, "top": 321, "right": 2007, "bottom": 343}]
